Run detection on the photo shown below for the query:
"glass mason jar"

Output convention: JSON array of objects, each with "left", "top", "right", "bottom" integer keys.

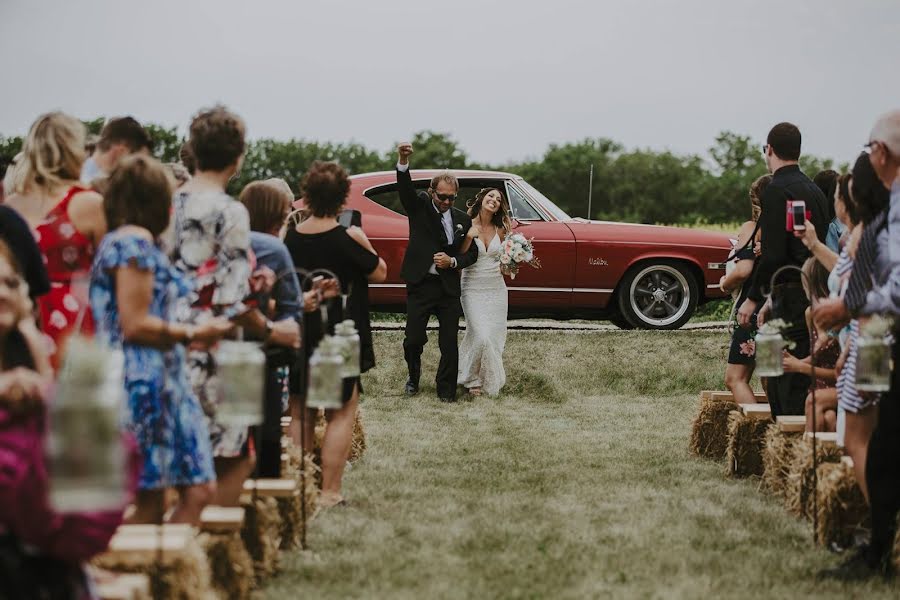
[
  {"left": 856, "top": 334, "right": 891, "bottom": 392},
  {"left": 754, "top": 330, "right": 786, "bottom": 377},
  {"left": 334, "top": 319, "right": 361, "bottom": 379},
  {"left": 215, "top": 340, "right": 266, "bottom": 427},
  {"left": 48, "top": 339, "right": 127, "bottom": 512},
  {"left": 306, "top": 336, "right": 344, "bottom": 410}
]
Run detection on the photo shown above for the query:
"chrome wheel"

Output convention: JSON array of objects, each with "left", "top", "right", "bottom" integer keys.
[{"left": 628, "top": 265, "right": 691, "bottom": 328}]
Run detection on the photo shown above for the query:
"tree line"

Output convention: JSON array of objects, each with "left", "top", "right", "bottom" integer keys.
[{"left": 0, "top": 121, "right": 844, "bottom": 224}]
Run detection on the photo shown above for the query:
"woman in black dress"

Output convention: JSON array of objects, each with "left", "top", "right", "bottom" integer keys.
[
  {"left": 284, "top": 161, "right": 386, "bottom": 507},
  {"left": 720, "top": 174, "right": 771, "bottom": 404}
]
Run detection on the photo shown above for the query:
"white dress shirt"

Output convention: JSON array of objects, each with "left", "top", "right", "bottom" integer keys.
[{"left": 398, "top": 162, "right": 457, "bottom": 273}]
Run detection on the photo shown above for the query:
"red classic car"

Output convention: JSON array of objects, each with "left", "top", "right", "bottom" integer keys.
[{"left": 344, "top": 169, "right": 733, "bottom": 329}]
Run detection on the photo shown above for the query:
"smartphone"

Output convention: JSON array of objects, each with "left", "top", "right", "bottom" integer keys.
[
  {"left": 338, "top": 209, "right": 362, "bottom": 229},
  {"left": 791, "top": 200, "right": 806, "bottom": 231}
]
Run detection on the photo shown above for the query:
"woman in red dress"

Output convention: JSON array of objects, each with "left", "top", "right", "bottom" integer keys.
[{"left": 5, "top": 113, "right": 106, "bottom": 369}]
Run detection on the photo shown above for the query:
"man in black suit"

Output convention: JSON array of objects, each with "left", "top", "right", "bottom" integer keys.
[{"left": 396, "top": 143, "right": 478, "bottom": 402}]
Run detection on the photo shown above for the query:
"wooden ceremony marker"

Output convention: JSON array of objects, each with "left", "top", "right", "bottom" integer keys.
[
  {"left": 242, "top": 478, "right": 299, "bottom": 498},
  {"left": 703, "top": 390, "right": 768, "bottom": 403},
  {"left": 100, "top": 527, "right": 192, "bottom": 562},
  {"left": 776, "top": 415, "right": 806, "bottom": 433},
  {"left": 739, "top": 403, "right": 771, "bottom": 420},
  {"left": 804, "top": 431, "right": 838, "bottom": 448},
  {"left": 200, "top": 506, "right": 244, "bottom": 533}
]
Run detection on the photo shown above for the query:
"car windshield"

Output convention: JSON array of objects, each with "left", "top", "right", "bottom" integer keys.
[{"left": 518, "top": 179, "right": 571, "bottom": 221}]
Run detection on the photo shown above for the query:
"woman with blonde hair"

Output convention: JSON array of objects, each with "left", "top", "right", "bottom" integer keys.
[
  {"left": 457, "top": 187, "right": 513, "bottom": 396},
  {"left": 720, "top": 174, "right": 770, "bottom": 404},
  {"left": 5, "top": 112, "right": 106, "bottom": 370}
]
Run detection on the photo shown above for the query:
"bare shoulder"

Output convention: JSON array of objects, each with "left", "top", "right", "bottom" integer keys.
[
  {"left": 735, "top": 220, "right": 756, "bottom": 244},
  {"left": 115, "top": 224, "right": 154, "bottom": 241},
  {"left": 345, "top": 225, "right": 367, "bottom": 243},
  {"left": 68, "top": 189, "right": 104, "bottom": 214}
]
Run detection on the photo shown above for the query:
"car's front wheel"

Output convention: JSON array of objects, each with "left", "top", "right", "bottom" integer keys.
[{"left": 617, "top": 261, "right": 698, "bottom": 330}]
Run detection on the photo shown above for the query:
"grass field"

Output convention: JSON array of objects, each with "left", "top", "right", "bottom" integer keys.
[{"left": 262, "top": 330, "right": 895, "bottom": 599}]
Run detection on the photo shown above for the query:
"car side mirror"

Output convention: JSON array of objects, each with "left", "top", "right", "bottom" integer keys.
[{"left": 512, "top": 219, "right": 531, "bottom": 228}]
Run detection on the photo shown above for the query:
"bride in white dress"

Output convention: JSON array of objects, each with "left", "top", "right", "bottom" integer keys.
[{"left": 457, "top": 187, "right": 511, "bottom": 397}]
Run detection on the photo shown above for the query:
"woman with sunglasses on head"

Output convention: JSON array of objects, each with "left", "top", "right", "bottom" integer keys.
[{"left": 456, "top": 188, "right": 512, "bottom": 397}]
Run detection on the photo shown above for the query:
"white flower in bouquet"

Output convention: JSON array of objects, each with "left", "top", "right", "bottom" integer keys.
[
  {"left": 513, "top": 249, "right": 526, "bottom": 262},
  {"left": 500, "top": 253, "right": 512, "bottom": 265}
]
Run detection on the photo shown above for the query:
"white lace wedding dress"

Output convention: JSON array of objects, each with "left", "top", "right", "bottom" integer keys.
[{"left": 458, "top": 232, "right": 508, "bottom": 396}]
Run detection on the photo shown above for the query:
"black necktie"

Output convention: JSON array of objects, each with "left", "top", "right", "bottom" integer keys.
[{"left": 845, "top": 208, "right": 887, "bottom": 315}]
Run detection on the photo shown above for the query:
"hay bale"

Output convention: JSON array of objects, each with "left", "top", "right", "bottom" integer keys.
[
  {"left": 276, "top": 494, "right": 302, "bottom": 550},
  {"left": 93, "top": 533, "right": 216, "bottom": 600},
  {"left": 349, "top": 408, "right": 367, "bottom": 463},
  {"left": 725, "top": 410, "right": 770, "bottom": 477},
  {"left": 760, "top": 425, "right": 801, "bottom": 498},
  {"left": 240, "top": 496, "right": 282, "bottom": 581},
  {"left": 784, "top": 438, "right": 843, "bottom": 518},
  {"left": 689, "top": 396, "right": 738, "bottom": 459},
  {"left": 815, "top": 461, "right": 869, "bottom": 549},
  {"left": 197, "top": 531, "right": 254, "bottom": 600}
]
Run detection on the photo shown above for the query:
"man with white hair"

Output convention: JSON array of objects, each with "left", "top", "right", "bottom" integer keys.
[{"left": 816, "top": 109, "right": 900, "bottom": 579}]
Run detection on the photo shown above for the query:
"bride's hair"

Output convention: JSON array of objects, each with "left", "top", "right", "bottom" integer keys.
[{"left": 467, "top": 187, "right": 512, "bottom": 234}]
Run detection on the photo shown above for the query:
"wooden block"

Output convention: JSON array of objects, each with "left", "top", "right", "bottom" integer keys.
[
  {"left": 805, "top": 431, "right": 838, "bottom": 447},
  {"left": 699, "top": 390, "right": 714, "bottom": 401},
  {"left": 841, "top": 455, "right": 854, "bottom": 469},
  {"left": 200, "top": 506, "right": 244, "bottom": 533},
  {"left": 739, "top": 403, "right": 771, "bottom": 420},
  {"left": 242, "top": 478, "right": 299, "bottom": 498},
  {"left": 113, "top": 524, "right": 194, "bottom": 537},
  {"left": 709, "top": 391, "right": 736, "bottom": 402},
  {"left": 102, "top": 530, "right": 191, "bottom": 561},
  {"left": 96, "top": 573, "right": 150, "bottom": 600},
  {"left": 776, "top": 415, "right": 806, "bottom": 433}
]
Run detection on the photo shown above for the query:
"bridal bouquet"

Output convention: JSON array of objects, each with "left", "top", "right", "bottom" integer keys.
[{"left": 499, "top": 233, "right": 541, "bottom": 279}]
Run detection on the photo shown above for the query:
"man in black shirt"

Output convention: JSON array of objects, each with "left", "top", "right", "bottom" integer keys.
[{"left": 737, "top": 122, "right": 828, "bottom": 417}]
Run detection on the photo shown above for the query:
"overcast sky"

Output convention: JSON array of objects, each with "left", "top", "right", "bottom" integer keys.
[{"left": 1, "top": 0, "right": 898, "bottom": 166}]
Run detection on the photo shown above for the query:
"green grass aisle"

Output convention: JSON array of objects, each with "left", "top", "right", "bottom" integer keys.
[{"left": 262, "top": 331, "right": 896, "bottom": 599}]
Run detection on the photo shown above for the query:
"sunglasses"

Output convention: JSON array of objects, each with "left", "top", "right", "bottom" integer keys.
[{"left": 434, "top": 192, "right": 457, "bottom": 203}]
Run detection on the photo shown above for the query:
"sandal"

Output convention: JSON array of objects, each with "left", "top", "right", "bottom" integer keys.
[
  {"left": 469, "top": 387, "right": 483, "bottom": 397},
  {"left": 317, "top": 491, "right": 347, "bottom": 509}
]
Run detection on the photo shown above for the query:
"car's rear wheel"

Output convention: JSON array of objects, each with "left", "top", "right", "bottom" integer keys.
[{"left": 617, "top": 261, "right": 698, "bottom": 330}]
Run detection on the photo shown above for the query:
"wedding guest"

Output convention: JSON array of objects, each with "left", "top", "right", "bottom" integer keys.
[
  {"left": 720, "top": 175, "right": 769, "bottom": 403},
  {"left": 780, "top": 257, "right": 839, "bottom": 432},
  {"left": 285, "top": 161, "right": 386, "bottom": 508},
  {"left": 91, "top": 155, "right": 234, "bottom": 525},
  {"left": 829, "top": 158, "right": 890, "bottom": 505},
  {"left": 80, "top": 116, "right": 152, "bottom": 185},
  {"left": 814, "top": 169, "right": 845, "bottom": 252},
  {"left": 5, "top": 112, "right": 107, "bottom": 370},
  {"left": 162, "top": 105, "right": 300, "bottom": 507},
  {"left": 738, "top": 122, "right": 829, "bottom": 417},
  {"left": 816, "top": 110, "right": 900, "bottom": 580},
  {"left": 0, "top": 239, "right": 122, "bottom": 598},
  {"left": 0, "top": 203, "right": 49, "bottom": 301}
]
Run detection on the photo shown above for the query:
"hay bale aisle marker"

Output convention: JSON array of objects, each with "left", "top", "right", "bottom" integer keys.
[
  {"left": 198, "top": 506, "right": 253, "bottom": 600},
  {"left": 760, "top": 416, "right": 805, "bottom": 497},
  {"left": 725, "top": 403, "right": 771, "bottom": 477},
  {"left": 689, "top": 391, "right": 738, "bottom": 459},
  {"left": 814, "top": 456, "right": 869, "bottom": 549}
]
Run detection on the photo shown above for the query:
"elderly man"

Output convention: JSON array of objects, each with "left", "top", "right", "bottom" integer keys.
[{"left": 815, "top": 110, "right": 900, "bottom": 580}]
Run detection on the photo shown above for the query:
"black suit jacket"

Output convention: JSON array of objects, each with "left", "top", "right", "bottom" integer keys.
[{"left": 397, "top": 167, "right": 478, "bottom": 297}]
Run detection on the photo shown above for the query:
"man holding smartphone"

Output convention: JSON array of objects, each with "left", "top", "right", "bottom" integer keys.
[{"left": 737, "top": 122, "right": 828, "bottom": 417}]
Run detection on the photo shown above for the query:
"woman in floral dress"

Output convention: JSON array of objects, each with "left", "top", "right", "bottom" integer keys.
[
  {"left": 4, "top": 113, "right": 107, "bottom": 370},
  {"left": 162, "top": 106, "right": 300, "bottom": 506},
  {"left": 91, "top": 156, "right": 233, "bottom": 525},
  {"left": 720, "top": 175, "right": 771, "bottom": 403}
]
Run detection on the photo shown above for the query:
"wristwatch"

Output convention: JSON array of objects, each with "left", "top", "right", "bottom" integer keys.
[
  {"left": 263, "top": 319, "right": 274, "bottom": 340},
  {"left": 450, "top": 257, "right": 457, "bottom": 269}
]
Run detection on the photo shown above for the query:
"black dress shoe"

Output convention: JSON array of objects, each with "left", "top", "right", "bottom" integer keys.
[
  {"left": 438, "top": 396, "right": 457, "bottom": 403},
  {"left": 404, "top": 378, "right": 419, "bottom": 396},
  {"left": 817, "top": 544, "right": 885, "bottom": 581}
]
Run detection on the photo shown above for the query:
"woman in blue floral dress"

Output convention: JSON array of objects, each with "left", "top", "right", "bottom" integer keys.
[{"left": 90, "top": 156, "right": 233, "bottom": 525}]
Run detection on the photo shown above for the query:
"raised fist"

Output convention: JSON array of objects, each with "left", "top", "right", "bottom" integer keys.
[{"left": 398, "top": 143, "right": 413, "bottom": 165}]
